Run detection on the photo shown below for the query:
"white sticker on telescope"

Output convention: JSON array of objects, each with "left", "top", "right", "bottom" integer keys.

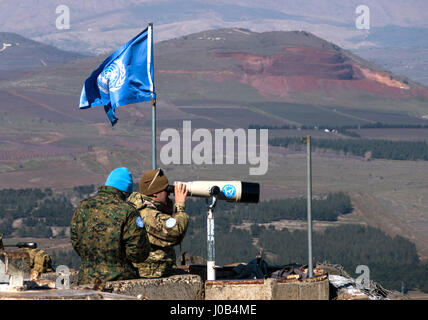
[
  {"left": 222, "top": 184, "right": 236, "bottom": 198},
  {"left": 165, "top": 217, "right": 177, "bottom": 228}
]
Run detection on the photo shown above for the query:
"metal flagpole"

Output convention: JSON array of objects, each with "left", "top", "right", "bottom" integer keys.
[
  {"left": 306, "top": 135, "right": 313, "bottom": 278},
  {"left": 152, "top": 99, "right": 156, "bottom": 170},
  {"left": 148, "top": 22, "right": 156, "bottom": 170},
  {"left": 206, "top": 186, "right": 220, "bottom": 281},
  {"left": 207, "top": 204, "right": 216, "bottom": 280}
]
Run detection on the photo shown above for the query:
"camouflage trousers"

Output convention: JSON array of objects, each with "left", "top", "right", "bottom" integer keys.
[{"left": 133, "top": 246, "right": 184, "bottom": 278}]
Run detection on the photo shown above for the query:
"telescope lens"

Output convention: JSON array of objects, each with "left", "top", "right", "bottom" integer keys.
[{"left": 241, "top": 182, "right": 260, "bottom": 203}]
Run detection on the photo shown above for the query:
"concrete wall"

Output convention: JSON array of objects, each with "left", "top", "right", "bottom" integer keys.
[
  {"left": 205, "top": 276, "right": 329, "bottom": 300},
  {"left": 101, "top": 274, "right": 329, "bottom": 300},
  {"left": 37, "top": 272, "right": 329, "bottom": 300},
  {"left": 273, "top": 277, "right": 330, "bottom": 300},
  {"left": 103, "top": 274, "right": 205, "bottom": 300}
]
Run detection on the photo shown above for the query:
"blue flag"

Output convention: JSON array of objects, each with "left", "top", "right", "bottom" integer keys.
[{"left": 79, "top": 25, "right": 155, "bottom": 126}]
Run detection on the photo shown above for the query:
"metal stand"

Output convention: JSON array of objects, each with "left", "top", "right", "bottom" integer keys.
[
  {"left": 206, "top": 186, "right": 220, "bottom": 281},
  {"left": 305, "top": 136, "right": 313, "bottom": 278}
]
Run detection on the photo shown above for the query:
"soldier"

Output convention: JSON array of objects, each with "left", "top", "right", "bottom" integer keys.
[
  {"left": 128, "top": 168, "right": 189, "bottom": 278},
  {"left": 71, "top": 167, "right": 150, "bottom": 285}
]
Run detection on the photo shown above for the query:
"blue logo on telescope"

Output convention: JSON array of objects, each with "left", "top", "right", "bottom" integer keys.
[{"left": 222, "top": 184, "right": 236, "bottom": 198}]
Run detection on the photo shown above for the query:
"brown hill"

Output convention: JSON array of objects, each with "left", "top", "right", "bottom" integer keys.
[
  {"left": 155, "top": 29, "right": 428, "bottom": 105},
  {"left": 1, "top": 28, "right": 428, "bottom": 129}
]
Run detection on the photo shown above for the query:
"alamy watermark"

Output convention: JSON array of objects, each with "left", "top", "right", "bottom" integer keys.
[
  {"left": 160, "top": 121, "right": 269, "bottom": 175},
  {"left": 355, "top": 5, "right": 370, "bottom": 30},
  {"left": 55, "top": 265, "right": 70, "bottom": 289},
  {"left": 355, "top": 265, "right": 370, "bottom": 290},
  {"left": 56, "top": 5, "right": 70, "bottom": 30}
]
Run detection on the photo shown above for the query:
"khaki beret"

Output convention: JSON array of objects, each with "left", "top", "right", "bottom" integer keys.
[{"left": 139, "top": 168, "right": 169, "bottom": 195}]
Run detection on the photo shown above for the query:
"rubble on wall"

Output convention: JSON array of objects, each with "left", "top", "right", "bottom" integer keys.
[{"left": 319, "top": 263, "right": 405, "bottom": 300}]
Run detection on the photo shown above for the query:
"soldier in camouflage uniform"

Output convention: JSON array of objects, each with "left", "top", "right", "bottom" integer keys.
[
  {"left": 128, "top": 168, "right": 189, "bottom": 278},
  {"left": 71, "top": 167, "right": 150, "bottom": 285}
]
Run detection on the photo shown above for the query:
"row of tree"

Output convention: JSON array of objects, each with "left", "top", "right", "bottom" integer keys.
[
  {"left": 180, "top": 223, "right": 428, "bottom": 293},
  {"left": 183, "top": 192, "right": 353, "bottom": 230},
  {"left": 250, "top": 122, "right": 428, "bottom": 130},
  {"left": 257, "top": 224, "right": 428, "bottom": 293},
  {"left": 51, "top": 221, "right": 428, "bottom": 293},
  {"left": 0, "top": 187, "right": 84, "bottom": 237},
  {"left": 0, "top": 188, "right": 53, "bottom": 219},
  {"left": 269, "top": 137, "right": 428, "bottom": 161},
  {"left": 2, "top": 184, "right": 427, "bottom": 292}
]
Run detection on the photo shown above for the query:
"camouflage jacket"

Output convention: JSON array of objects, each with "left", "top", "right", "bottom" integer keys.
[
  {"left": 71, "top": 186, "right": 150, "bottom": 285},
  {"left": 127, "top": 192, "right": 189, "bottom": 278}
]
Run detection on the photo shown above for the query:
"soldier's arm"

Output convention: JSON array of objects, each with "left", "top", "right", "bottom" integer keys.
[
  {"left": 143, "top": 203, "right": 189, "bottom": 246},
  {"left": 70, "top": 208, "right": 82, "bottom": 256},
  {"left": 172, "top": 201, "right": 189, "bottom": 243},
  {"left": 123, "top": 208, "right": 151, "bottom": 263}
]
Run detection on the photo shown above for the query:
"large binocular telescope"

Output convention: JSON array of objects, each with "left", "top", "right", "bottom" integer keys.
[{"left": 166, "top": 181, "right": 259, "bottom": 203}]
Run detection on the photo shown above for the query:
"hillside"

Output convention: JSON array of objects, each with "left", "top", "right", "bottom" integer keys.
[
  {"left": 155, "top": 29, "right": 428, "bottom": 111},
  {"left": 1, "top": 29, "right": 428, "bottom": 265},
  {"left": 0, "top": 29, "right": 428, "bottom": 180},
  {"left": 0, "top": 33, "right": 86, "bottom": 70},
  {"left": 2, "top": 0, "right": 428, "bottom": 53},
  {"left": 2, "top": 28, "right": 427, "bottom": 125},
  {"left": 2, "top": 0, "right": 428, "bottom": 87}
]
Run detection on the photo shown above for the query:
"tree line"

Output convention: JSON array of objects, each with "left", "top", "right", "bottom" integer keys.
[
  {"left": 257, "top": 224, "right": 428, "bottom": 293},
  {"left": 251, "top": 122, "right": 428, "bottom": 139},
  {"left": 183, "top": 192, "right": 352, "bottom": 228},
  {"left": 250, "top": 122, "right": 428, "bottom": 130},
  {"left": 180, "top": 222, "right": 428, "bottom": 293},
  {"left": 0, "top": 187, "right": 84, "bottom": 237},
  {"left": 269, "top": 137, "right": 428, "bottom": 161},
  {"left": 2, "top": 185, "right": 427, "bottom": 293}
]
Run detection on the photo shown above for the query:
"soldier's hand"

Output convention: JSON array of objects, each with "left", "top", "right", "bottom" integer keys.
[{"left": 174, "top": 182, "right": 187, "bottom": 203}]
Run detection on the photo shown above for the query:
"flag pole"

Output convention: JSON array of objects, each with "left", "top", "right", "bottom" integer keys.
[
  {"left": 152, "top": 98, "right": 156, "bottom": 170},
  {"left": 305, "top": 135, "right": 313, "bottom": 278},
  {"left": 148, "top": 22, "right": 156, "bottom": 170}
]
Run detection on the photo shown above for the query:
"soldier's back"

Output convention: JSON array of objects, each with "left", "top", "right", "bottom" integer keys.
[{"left": 71, "top": 186, "right": 142, "bottom": 284}]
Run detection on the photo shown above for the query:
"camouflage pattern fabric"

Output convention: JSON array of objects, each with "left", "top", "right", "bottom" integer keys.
[
  {"left": 127, "top": 192, "right": 189, "bottom": 278},
  {"left": 0, "top": 234, "right": 51, "bottom": 273},
  {"left": 71, "top": 186, "right": 150, "bottom": 285},
  {"left": 18, "top": 248, "right": 53, "bottom": 273}
]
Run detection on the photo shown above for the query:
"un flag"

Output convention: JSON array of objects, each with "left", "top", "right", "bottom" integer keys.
[{"left": 79, "top": 25, "right": 155, "bottom": 126}]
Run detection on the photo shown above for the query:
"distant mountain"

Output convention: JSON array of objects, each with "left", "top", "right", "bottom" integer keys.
[
  {"left": 0, "top": 33, "right": 86, "bottom": 71},
  {"left": 2, "top": 28, "right": 427, "bottom": 128},
  {"left": 1, "top": 0, "right": 428, "bottom": 54},
  {"left": 2, "top": 1, "right": 428, "bottom": 85},
  {"left": 1, "top": 27, "right": 428, "bottom": 267},
  {"left": 153, "top": 29, "right": 428, "bottom": 112}
]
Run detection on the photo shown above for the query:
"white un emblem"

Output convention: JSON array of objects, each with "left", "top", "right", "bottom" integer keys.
[
  {"left": 222, "top": 184, "right": 236, "bottom": 199},
  {"left": 97, "top": 60, "right": 126, "bottom": 94}
]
